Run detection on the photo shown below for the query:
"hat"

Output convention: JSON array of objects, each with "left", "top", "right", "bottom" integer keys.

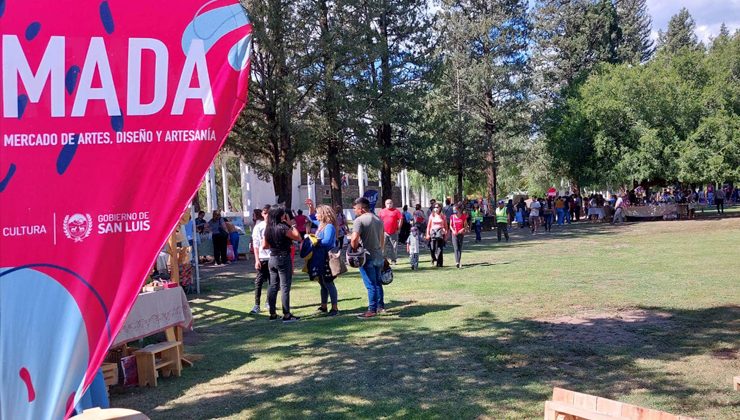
[{"left": 498, "top": 200, "right": 505, "bottom": 204}]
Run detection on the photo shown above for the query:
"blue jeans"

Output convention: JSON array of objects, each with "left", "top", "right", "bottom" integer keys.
[
  {"left": 229, "top": 232, "right": 240, "bottom": 260},
  {"left": 474, "top": 221, "right": 482, "bottom": 241},
  {"left": 556, "top": 208, "right": 565, "bottom": 225},
  {"left": 319, "top": 277, "right": 338, "bottom": 306},
  {"left": 359, "top": 259, "right": 384, "bottom": 312}
]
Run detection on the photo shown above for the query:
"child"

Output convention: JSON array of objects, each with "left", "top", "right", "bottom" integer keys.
[{"left": 407, "top": 226, "right": 420, "bottom": 270}]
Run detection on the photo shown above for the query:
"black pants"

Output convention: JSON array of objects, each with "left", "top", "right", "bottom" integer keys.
[
  {"left": 574, "top": 206, "right": 581, "bottom": 221},
  {"left": 430, "top": 238, "right": 444, "bottom": 267},
  {"left": 496, "top": 222, "right": 509, "bottom": 241},
  {"left": 212, "top": 233, "right": 228, "bottom": 264},
  {"left": 267, "top": 254, "right": 292, "bottom": 316},
  {"left": 451, "top": 234, "right": 464, "bottom": 265},
  {"left": 716, "top": 199, "right": 724, "bottom": 214},
  {"left": 254, "top": 258, "right": 269, "bottom": 305}
]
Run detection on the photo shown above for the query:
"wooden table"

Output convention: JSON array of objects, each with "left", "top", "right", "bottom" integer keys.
[{"left": 112, "top": 287, "right": 195, "bottom": 366}]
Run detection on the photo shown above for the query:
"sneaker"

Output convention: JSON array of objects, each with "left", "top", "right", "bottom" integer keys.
[
  {"left": 357, "top": 311, "right": 377, "bottom": 319},
  {"left": 377, "top": 308, "right": 387, "bottom": 314},
  {"left": 317, "top": 306, "right": 328, "bottom": 313},
  {"left": 250, "top": 305, "right": 261, "bottom": 314},
  {"left": 282, "top": 314, "right": 300, "bottom": 323},
  {"left": 269, "top": 314, "right": 279, "bottom": 321},
  {"left": 327, "top": 309, "right": 339, "bottom": 317}
]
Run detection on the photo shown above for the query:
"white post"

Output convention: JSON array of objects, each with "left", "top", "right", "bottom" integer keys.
[
  {"left": 405, "top": 170, "right": 411, "bottom": 207},
  {"left": 206, "top": 163, "right": 218, "bottom": 212},
  {"left": 240, "top": 159, "right": 251, "bottom": 217},
  {"left": 320, "top": 167, "right": 326, "bottom": 185},
  {"left": 400, "top": 172, "right": 406, "bottom": 206},
  {"left": 307, "top": 173, "right": 314, "bottom": 202},
  {"left": 204, "top": 176, "right": 212, "bottom": 213},
  {"left": 402, "top": 169, "right": 408, "bottom": 206},
  {"left": 221, "top": 158, "right": 230, "bottom": 212},
  {"left": 358, "top": 164, "right": 365, "bottom": 197}
]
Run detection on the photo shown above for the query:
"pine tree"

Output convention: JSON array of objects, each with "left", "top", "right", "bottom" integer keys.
[
  {"left": 615, "top": 0, "right": 654, "bottom": 63},
  {"left": 227, "top": 0, "right": 315, "bottom": 208},
  {"left": 657, "top": 7, "right": 699, "bottom": 54},
  {"left": 532, "top": 0, "right": 622, "bottom": 102},
  {"left": 358, "top": 0, "right": 435, "bottom": 202},
  {"left": 431, "top": 0, "right": 531, "bottom": 201}
]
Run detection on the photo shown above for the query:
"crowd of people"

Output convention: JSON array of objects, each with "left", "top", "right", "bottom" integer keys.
[{"left": 194, "top": 183, "right": 735, "bottom": 323}]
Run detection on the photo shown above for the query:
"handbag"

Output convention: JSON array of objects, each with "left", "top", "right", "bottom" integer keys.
[
  {"left": 328, "top": 247, "right": 347, "bottom": 276},
  {"left": 380, "top": 258, "right": 393, "bottom": 285}
]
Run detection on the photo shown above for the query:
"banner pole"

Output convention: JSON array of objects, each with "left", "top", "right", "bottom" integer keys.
[{"left": 191, "top": 206, "right": 201, "bottom": 294}]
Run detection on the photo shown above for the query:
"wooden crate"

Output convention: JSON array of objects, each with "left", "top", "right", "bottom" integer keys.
[{"left": 101, "top": 362, "right": 118, "bottom": 387}]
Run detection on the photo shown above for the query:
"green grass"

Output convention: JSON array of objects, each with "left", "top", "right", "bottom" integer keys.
[{"left": 113, "top": 217, "right": 740, "bottom": 419}]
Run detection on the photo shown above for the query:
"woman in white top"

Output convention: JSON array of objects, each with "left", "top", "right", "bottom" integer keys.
[{"left": 425, "top": 203, "right": 447, "bottom": 267}]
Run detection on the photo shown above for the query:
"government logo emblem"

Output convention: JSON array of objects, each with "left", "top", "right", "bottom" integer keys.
[{"left": 63, "top": 213, "right": 93, "bottom": 242}]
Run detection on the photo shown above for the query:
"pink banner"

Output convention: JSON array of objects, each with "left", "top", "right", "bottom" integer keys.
[{"left": 0, "top": 1, "right": 251, "bottom": 418}]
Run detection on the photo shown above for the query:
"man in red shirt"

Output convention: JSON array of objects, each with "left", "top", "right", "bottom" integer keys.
[{"left": 378, "top": 199, "right": 403, "bottom": 264}]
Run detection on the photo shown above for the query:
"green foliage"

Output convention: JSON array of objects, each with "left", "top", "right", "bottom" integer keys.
[
  {"left": 545, "top": 30, "right": 740, "bottom": 187},
  {"left": 657, "top": 7, "right": 700, "bottom": 54}
]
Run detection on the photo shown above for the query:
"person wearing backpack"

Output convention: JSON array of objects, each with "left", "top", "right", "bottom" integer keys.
[{"left": 306, "top": 199, "right": 339, "bottom": 316}]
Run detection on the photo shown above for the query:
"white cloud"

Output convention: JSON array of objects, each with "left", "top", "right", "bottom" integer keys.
[{"left": 647, "top": 0, "right": 740, "bottom": 43}]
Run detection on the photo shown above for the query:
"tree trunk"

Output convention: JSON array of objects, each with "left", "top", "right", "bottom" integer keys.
[
  {"left": 191, "top": 194, "right": 201, "bottom": 213},
  {"left": 327, "top": 143, "right": 343, "bottom": 208},
  {"left": 378, "top": 123, "right": 393, "bottom": 201},
  {"left": 272, "top": 170, "right": 292, "bottom": 208},
  {"left": 456, "top": 164, "right": 464, "bottom": 203}
]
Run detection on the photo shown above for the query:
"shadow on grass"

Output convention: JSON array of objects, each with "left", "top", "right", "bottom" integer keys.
[{"left": 114, "top": 299, "right": 740, "bottom": 419}]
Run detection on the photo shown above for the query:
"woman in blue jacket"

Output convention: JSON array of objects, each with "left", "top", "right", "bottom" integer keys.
[{"left": 306, "top": 199, "right": 339, "bottom": 316}]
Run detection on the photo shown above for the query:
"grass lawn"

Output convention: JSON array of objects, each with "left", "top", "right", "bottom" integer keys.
[{"left": 113, "top": 216, "right": 740, "bottom": 419}]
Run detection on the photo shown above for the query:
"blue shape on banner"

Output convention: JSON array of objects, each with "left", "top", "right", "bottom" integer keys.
[
  {"left": 65, "top": 66, "right": 81, "bottom": 95},
  {"left": 25, "top": 22, "right": 41, "bottom": 40},
  {"left": 99, "top": 1, "right": 114, "bottom": 34},
  {"left": 181, "top": 3, "right": 249, "bottom": 55},
  {"left": 57, "top": 135, "right": 79, "bottom": 175},
  {"left": 17, "top": 94, "right": 28, "bottom": 119},
  {"left": 0, "top": 0, "right": 5, "bottom": 18},
  {"left": 111, "top": 115, "right": 123, "bottom": 132},
  {"left": 363, "top": 190, "right": 379, "bottom": 214},
  {"left": 0, "top": 163, "right": 16, "bottom": 192}
]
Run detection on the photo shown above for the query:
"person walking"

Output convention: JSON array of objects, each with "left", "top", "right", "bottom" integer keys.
[
  {"left": 264, "top": 207, "right": 302, "bottom": 323},
  {"left": 250, "top": 205, "right": 271, "bottom": 314},
  {"left": 413, "top": 204, "right": 426, "bottom": 233},
  {"left": 406, "top": 226, "right": 420, "bottom": 270},
  {"left": 494, "top": 200, "right": 509, "bottom": 242},
  {"left": 516, "top": 198, "right": 527, "bottom": 228},
  {"left": 612, "top": 194, "right": 625, "bottom": 224},
  {"left": 715, "top": 187, "right": 725, "bottom": 214},
  {"left": 207, "top": 210, "right": 229, "bottom": 266},
  {"left": 506, "top": 199, "right": 515, "bottom": 228},
  {"left": 470, "top": 202, "right": 484, "bottom": 242},
  {"left": 529, "top": 197, "right": 541, "bottom": 234},
  {"left": 443, "top": 198, "right": 454, "bottom": 220},
  {"left": 426, "top": 203, "right": 447, "bottom": 267},
  {"left": 449, "top": 204, "right": 468, "bottom": 268},
  {"left": 378, "top": 199, "right": 403, "bottom": 265},
  {"left": 555, "top": 196, "right": 566, "bottom": 225},
  {"left": 351, "top": 197, "right": 386, "bottom": 319},
  {"left": 306, "top": 200, "right": 340, "bottom": 316},
  {"left": 542, "top": 197, "right": 554, "bottom": 232}
]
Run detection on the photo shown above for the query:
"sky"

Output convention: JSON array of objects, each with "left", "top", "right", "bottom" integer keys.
[{"left": 647, "top": 0, "right": 740, "bottom": 43}]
